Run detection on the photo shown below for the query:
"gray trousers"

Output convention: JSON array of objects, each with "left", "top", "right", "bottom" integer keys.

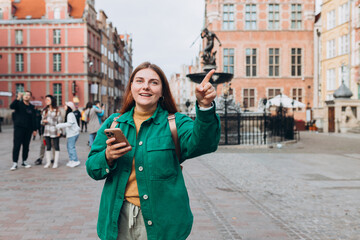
[
  {"left": 117, "top": 201, "right": 147, "bottom": 240},
  {"left": 39, "top": 135, "right": 55, "bottom": 159}
]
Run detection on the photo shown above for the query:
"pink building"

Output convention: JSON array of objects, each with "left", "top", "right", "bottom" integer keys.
[
  {"left": 0, "top": 0, "right": 132, "bottom": 120},
  {"left": 204, "top": 0, "right": 316, "bottom": 121}
]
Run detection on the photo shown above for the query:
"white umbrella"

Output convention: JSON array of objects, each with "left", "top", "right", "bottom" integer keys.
[{"left": 266, "top": 94, "right": 305, "bottom": 108}]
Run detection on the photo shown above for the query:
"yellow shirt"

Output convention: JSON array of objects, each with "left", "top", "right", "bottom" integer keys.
[{"left": 124, "top": 108, "right": 155, "bottom": 206}]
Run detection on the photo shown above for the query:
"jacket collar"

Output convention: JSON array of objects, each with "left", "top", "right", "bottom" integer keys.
[{"left": 116, "top": 103, "right": 165, "bottom": 125}]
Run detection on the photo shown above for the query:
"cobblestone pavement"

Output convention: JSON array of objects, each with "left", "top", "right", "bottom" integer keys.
[{"left": 1, "top": 126, "right": 360, "bottom": 239}]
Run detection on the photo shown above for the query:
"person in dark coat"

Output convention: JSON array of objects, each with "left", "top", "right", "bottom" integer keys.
[{"left": 10, "top": 91, "right": 37, "bottom": 171}]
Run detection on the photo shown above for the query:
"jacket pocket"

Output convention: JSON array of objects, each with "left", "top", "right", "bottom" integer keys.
[{"left": 147, "top": 135, "right": 177, "bottom": 180}]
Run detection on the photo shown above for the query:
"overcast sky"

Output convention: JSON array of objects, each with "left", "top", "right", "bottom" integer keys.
[
  {"left": 95, "top": 0, "right": 205, "bottom": 78},
  {"left": 95, "top": 0, "right": 322, "bottom": 78}
]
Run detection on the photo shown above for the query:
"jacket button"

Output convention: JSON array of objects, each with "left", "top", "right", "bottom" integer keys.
[
  {"left": 143, "top": 194, "right": 148, "bottom": 200},
  {"left": 139, "top": 141, "right": 143, "bottom": 146},
  {"left": 105, "top": 169, "right": 109, "bottom": 173},
  {"left": 138, "top": 166, "right": 143, "bottom": 171},
  {"left": 147, "top": 220, "right": 152, "bottom": 226}
]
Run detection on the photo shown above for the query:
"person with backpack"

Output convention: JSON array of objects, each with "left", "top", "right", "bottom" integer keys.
[
  {"left": 84, "top": 101, "right": 103, "bottom": 147},
  {"left": 86, "top": 62, "right": 220, "bottom": 240}
]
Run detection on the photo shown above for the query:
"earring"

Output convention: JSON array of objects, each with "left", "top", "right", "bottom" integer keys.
[{"left": 159, "top": 96, "right": 164, "bottom": 101}]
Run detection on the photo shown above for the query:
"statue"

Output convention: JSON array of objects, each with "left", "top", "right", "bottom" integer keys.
[
  {"left": 341, "top": 106, "right": 359, "bottom": 128},
  {"left": 201, "top": 28, "right": 222, "bottom": 66}
]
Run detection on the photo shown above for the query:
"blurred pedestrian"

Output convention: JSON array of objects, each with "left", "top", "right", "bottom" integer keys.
[
  {"left": 84, "top": 101, "right": 103, "bottom": 147},
  {"left": 56, "top": 102, "right": 81, "bottom": 168},
  {"left": 10, "top": 91, "right": 37, "bottom": 171},
  {"left": 93, "top": 100, "right": 105, "bottom": 124},
  {"left": 41, "top": 95, "right": 62, "bottom": 168},
  {"left": 73, "top": 105, "right": 81, "bottom": 126},
  {"left": 81, "top": 105, "right": 89, "bottom": 132},
  {"left": 34, "top": 106, "right": 55, "bottom": 166}
]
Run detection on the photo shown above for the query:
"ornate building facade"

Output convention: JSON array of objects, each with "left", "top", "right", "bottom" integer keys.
[{"left": 0, "top": 0, "right": 132, "bottom": 119}]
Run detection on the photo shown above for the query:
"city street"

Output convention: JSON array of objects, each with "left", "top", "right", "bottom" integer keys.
[{"left": 1, "top": 126, "right": 360, "bottom": 240}]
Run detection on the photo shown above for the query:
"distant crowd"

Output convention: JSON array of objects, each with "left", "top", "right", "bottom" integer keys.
[{"left": 9, "top": 90, "right": 105, "bottom": 171}]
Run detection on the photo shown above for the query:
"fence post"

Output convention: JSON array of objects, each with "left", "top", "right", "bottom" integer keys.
[
  {"left": 263, "top": 112, "right": 267, "bottom": 144},
  {"left": 237, "top": 112, "right": 240, "bottom": 144},
  {"left": 224, "top": 98, "right": 228, "bottom": 145}
]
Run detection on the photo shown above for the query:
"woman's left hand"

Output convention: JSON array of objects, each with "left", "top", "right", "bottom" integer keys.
[{"left": 195, "top": 69, "right": 217, "bottom": 108}]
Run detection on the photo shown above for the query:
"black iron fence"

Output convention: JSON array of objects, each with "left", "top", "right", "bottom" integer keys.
[
  {"left": 217, "top": 112, "right": 295, "bottom": 145},
  {"left": 187, "top": 110, "right": 295, "bottom": 145}
]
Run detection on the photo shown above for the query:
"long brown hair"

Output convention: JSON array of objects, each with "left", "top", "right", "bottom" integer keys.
[{"left": 119, "top": 62, "right": 178, "bottom": 114}]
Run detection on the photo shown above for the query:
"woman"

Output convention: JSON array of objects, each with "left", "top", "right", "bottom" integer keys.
[
  {"left": 41, "top": 95, "right": 62, "bottom": 168},
  {"left": 84, "top": 101, "right": 103, "bottom": 147},
  {"left": 86, "top": 62, "right": 220, "bottom": 240},
  {"left": 56, "top": 102, "right": 81, "bottom": 168}
]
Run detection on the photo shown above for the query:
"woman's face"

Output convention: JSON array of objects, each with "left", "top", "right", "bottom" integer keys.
[
  {"left": 131, "top": 68, "right": 163, "bottom": 112},
  {"left": 64, "top": 104, "right": 68, "bottom": 111},
  {"left": 45, "top": 97, "right": 52, "bottom": 106}
]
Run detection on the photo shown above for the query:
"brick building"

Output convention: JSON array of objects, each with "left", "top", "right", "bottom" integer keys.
[
  {"left": 0, "top": 0, "right": 132, "bottom": 121},
  {"left": 203, "top": 0, "right": 316, "bottom": 120}
]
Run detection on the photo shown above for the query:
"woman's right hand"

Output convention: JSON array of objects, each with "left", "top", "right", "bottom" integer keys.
[{"left": 105, "top": 138, "right": 132, "bottom": 167}]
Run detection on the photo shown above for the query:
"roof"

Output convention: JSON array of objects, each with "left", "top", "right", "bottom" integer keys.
[
  {"left": 11, "top": 0, "right": 85, "bottom": 19},
  {"left": 68, "top": 0, "right": 86, "bottom": 19},
  {"left": 12, "top": 0, "right": 45, "bottom": 19}
]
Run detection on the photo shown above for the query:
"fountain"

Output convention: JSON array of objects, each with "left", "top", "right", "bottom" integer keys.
[{"left": 186, "top": 28, "right": 233, "bottom": 85}]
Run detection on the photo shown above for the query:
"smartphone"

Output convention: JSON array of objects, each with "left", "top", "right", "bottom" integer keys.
[{"left": 104, "top": 128, "right": 130, "bottom": 146}]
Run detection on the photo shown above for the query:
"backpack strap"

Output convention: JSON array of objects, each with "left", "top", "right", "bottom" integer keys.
[
  {"left": 110, "top": 115, "right": 121, "bottom": 129},
  {"left": 168, "top": 114, "right": 181, "bottom": 162}
]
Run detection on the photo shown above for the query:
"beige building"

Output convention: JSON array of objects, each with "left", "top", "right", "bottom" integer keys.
[
  {"left": 169, "top": 63, "right": 199, "bottom": 112},
  {"left": 320, "top": 0, "right": 356, "bottom": 102}
]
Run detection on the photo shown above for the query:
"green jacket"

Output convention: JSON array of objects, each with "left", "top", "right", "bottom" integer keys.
[{"left": 86, "top": 103, "right": 220, "bottom": 240}]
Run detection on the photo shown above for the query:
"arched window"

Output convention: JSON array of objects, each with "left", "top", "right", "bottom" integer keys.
[{"left": 54, "top": 8, "right": 60, "bottom": 19}]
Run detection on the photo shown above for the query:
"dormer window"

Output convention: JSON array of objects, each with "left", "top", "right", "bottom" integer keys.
[{"left": 54, "top": 7, "right": 60, "bottom": 19}]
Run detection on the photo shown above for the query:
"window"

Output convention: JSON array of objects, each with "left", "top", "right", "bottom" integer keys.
[
  {"left": 268, "top": 88, "right": 281, "bottom": 99},
  {"left": 223, "top": 48, "right": 234, "bottom": 74},
  {"left": 327, "top": 10, "right": 336, "bottom": 30},
  {"left": 53, "top": 53, "right": 61, "bottom": 72},
  {"left": 339, "top": 2, "right": 349, "bottom": 25},
  {"left": 326, "top": 68, "right": 336, "bottom": 90},
  {"left": 326, "top": 39, "right": 336, "bottom": 58},
  {"left": 15, "top": 54, "right": 24, "bottom": 72},
  {"left": 269, "top": 48, "right": 280, "bottom": 76},
  {"left": 245, "top": 4, "right": 257, "bottom": 30},
  {"left": 339, "top": 65, "right": 349, "bottom": 87},
  {"left": 15, "top": 30, "right": 23, "bottom": 45},
  {"left": 54, "top": 8, "right": 60, "bottom": 19},
  {"left": 246, "top": 48, "right": 257, "bottom": 77},
  {"left": 53, "top": 29, "right": 61, "bottom": 44},
  {"left": 268, "top": 4, "right": 280, "bottom": 30},
  {"left": 0, "top": 8, "right": 3, "bottom": 19},
  {"left": 291, "top": 4, "right": 302, "bottom": 29},
  {"left": 243, "top": 88, "right": 255, "bottom": 108},
  {"left": 291, "top": 48, "right": 302, "bottom": 76},
  {"left": 53, "top": 83, "right": 62, "bottom": 106},
  {"left": 223, "top": 4, "right": 235, "bottom": 30},
  {"left": 339, "top": 35, "right": 349, "bottom": 55},
  {"left": 292, "top": 88, "right": 303, "bottom": 111},
  {"left": 15, "top": 83, "right": 25, "bottom": 94}
]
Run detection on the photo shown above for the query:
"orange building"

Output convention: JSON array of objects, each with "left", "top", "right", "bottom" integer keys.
[
  {"left": 204, "top": 0, "right": 316, "bottom": 120},
  {"left": 0, "top": 0, "right": 132, "bottom": 120}
]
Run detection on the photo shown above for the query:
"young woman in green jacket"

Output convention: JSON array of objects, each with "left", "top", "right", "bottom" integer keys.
[{"left": 86, "top": 62, "right": 220, "bottom": 240}]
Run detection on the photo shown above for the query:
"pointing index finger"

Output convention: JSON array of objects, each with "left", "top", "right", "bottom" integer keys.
[{"left": 201, "top": 69, "right": 215, "bottom": 87}]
